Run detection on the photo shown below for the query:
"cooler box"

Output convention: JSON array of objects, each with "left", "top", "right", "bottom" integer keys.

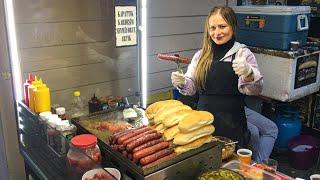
[{"left": 233, "top": 6, "right": 311, "bottom": 50}]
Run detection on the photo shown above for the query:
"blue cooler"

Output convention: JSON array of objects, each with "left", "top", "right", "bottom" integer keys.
[{"left": 232, "top": 6, "right": 311, "bottom": 50}]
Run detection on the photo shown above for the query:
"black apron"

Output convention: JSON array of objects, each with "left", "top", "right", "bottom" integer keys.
[{"left": 197, "top": 54, "right": 249, "bottom": 148}]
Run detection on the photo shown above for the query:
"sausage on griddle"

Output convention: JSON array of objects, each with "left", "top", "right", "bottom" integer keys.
[
  {"left": 126, "top": 133, "right": 162, "bottom": 151},
  {"left": 132, "top": 139, "right": 164, "bottom": 153},
  {"left": 122, "top": 129, "right": 156, "bottom": 146},
  {"left": 142, "top": 153, "right": 176, "bottom": 169},
  {"left": 117, "top": 126, "right": 150, "bottom": 144},
  {"left": 133, "top": 141, "right": 169, "bottom": 159},
  {"left": 139, "top": 148, "right": 174, "bottom": 166}
]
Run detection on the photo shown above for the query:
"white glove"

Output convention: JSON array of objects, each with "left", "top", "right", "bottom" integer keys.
[
  {"left": 171, "top": 71, "right": 186, "bottom": 88},
  {"left": 232, "top": 48, "right": 253, "bottom": 77}
]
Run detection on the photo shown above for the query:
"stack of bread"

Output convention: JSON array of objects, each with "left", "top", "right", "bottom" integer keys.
[
  {"left": 174, "top": 111, "right": 215, "bottom": 154},
  {"left": 145, "top": 100, "right": 215, "bottom": 154},
  {"left": 146, "top": 100, "right": 192, "bottom": 133}
]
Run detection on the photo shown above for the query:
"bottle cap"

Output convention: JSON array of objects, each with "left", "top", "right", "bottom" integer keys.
[
  {"left": 27, "top": 73, "right": 33, "bottom": 83},
  {"left": 56, "top": 107, "right": 66, "bottom": 115},
  {"left": 71, "top": 134, "right": 97, "bottom": 149},
  {"left": 74, "top": 91, "right": 80, "bottom": 97}
]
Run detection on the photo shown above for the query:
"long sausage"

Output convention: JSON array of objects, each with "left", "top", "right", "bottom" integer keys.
[
  {"left": 142, "top": 153, "right": 176, "bottom": 169},
  {"left": 157, "top": 53, "right": 190, "bottom": 64},
  {"left": 126, "top": 133, "right": 163, "bottom": 151},
  {"left": 132, "top": 139, "right": 164, "bottom": 153},
  {"left": 139, "top": 148, "right": 174, "bottom": 166},
  {"left": 122, "top": 129, "right": 156, "bottom": 146},
  {"left": 133, "top": 141, "right": 169, "bottom": 159},
  {"left": 117, "top": 126, "right": 150, "bottom": 144},
  {"left": 113, "top": 126, "right": 146, "bottom": 144}
]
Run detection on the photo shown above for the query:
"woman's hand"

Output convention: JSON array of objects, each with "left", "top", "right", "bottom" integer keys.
[
  {"left": 171, "top": 71, "right": 186, "bottom": 88},
  {"left": 232, "top": 48, "right": 253, "bottom": 78}
]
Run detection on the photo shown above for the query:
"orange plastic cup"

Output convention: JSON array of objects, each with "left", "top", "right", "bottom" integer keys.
[{"left": 237, "top": 149, "right": 252, "bottom": 165}]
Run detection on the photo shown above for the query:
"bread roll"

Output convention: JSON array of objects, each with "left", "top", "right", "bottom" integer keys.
[
  {"left": 146, "top": 100, "right": 183, "bottom": 119},
  {"left": 173, "top": 125, "right": 215, "bottom": 145},
  {"left": 154, "top": 105, "right": 191, "bottom": 125},
  {"left": 155, "top": 123, "right": 165, "bottom": 133},
  {"left": 178, "top": 111, "right": 214, "bottom": 133},
  {"left": 163, "top": 125, "right": 179, "bottom": 141},
  {"left": 174, "top": 135, "right": 213, "bottom": 154},
  {"left": 162, "top": 109, "right": 194, "bottom": 128}
]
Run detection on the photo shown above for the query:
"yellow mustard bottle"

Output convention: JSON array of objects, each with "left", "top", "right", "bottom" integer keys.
[
  {"left": 28, "top": 76, "right": 40, "bottom": 112},
  {"left": 34, "top": 79, "right": 51, "bottom": 113}
]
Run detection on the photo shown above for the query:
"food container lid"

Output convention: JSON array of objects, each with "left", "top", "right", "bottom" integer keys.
[
  {"left": 39, "top": 111, "right": 52, "bottom": 121},
  {"left": 56, "top": 120, "right": 69, "bottom": 131},
  {"left": 48, "top": 117, "right": 61, "bottom": 128},
  {"left": 71, "top": 134, "right": 97, "bottom": 149},
  {"left": 56, "top": 107, "right": 66, "bottom": 115}
]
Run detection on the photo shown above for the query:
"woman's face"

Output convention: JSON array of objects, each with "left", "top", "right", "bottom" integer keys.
[{"left": 208, "top": 13, "right": 234, "bottom": 45}]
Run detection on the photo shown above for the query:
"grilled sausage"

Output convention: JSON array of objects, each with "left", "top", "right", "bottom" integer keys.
[
  {"left": 111, "top": 128, "right": 135, "bottom": 144},
  {"left": 122, "top": 129, "right": 156, "bottom": 146},
  {"left": 142, "top": 153, "right": 176, "bottom": 169},
  {"left": 132, "top": 139, "right": 164, "bottom": 153},
  {"left": 139, "top": 148, "right": 174, "bottom": 166},
  {"left": 133, "top": 141, "right": 169, "bottom": 159},
  {"left": 157, "top": 53, "right": 190, "bottom": 64},
  {"left": 118, "top": 144, "right": 126, "bottom": 151},
  {"left": 117, "top": 126, "right": 150, "bottom": 144},
  {"left": 126, "top": 133, "right": 163, "bottom": 151}
]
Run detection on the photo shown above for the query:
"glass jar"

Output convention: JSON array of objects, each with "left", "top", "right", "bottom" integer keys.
[
  {"left": 67, "top": 134, "right": 101, "bottom": 179},
  {"left": 55, "top": 120, "right": 76, "bottom": 155}
]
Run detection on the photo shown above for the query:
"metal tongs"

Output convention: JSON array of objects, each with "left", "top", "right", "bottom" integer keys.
[
  {"left": 213, "top": 137, "right": 239, "bottom": 146},
  {"left": 157, "top": 53, "right": 191, "bottom": 73}
]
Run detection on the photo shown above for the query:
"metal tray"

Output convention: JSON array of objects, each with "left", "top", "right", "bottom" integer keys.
[{"left": 72, "top": 117, "right": 223, "bottom": 179}]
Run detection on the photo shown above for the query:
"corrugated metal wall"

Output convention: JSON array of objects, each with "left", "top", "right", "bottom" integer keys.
[
  {"left": 15, "top": 0, "right": 138, "bottom": 108},
  {"left": 15, "top": 0, "right": 236, "bottom": 108}
]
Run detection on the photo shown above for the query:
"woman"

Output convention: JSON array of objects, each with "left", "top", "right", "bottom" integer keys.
[{"left": 171, "top": 6, "right": 263, "bottom": 148}]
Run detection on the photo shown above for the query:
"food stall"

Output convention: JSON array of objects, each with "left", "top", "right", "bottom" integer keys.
[{"left": 0, "top": 0, "right": 315, "bottom": 179}]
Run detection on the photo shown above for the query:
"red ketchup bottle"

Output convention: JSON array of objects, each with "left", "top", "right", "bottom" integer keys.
[{"left": 24, "top": 73, "right": 33, "bottom": 107}]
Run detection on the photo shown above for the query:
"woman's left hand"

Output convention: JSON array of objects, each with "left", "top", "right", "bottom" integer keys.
[{"left": 232, "top": 48, "right": 253, "bottom": 77}]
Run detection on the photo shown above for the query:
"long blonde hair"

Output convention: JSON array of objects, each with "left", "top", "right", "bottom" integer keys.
[{"left": 194, "top": 6, "right": 238, "bottom": 90}]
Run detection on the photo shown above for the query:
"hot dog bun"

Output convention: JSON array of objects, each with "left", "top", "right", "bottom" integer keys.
[
  {"left": 178, "top": 111, "right": 214, "bottom": 133},
  {"left": 163, "top": 125, "right": 179, "bottom": 141},
  {"left": 146, "top": 100, "right": 183, "bottom": 120},
  {"left": 153, "top": 105, "right": 191, "bottom": 125},
  {"left": 174, "top": 135, "right": 213, "bottom": 154},
  {"left": 162, "top": 109, "right": 194, "bottom": 128},
  {"left": 173, "top": 125, "right": 215, "bottom": 145}
]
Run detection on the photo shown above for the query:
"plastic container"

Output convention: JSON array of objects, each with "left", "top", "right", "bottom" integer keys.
[
  {"left": 28, "top": 76, "right": 41, "bottom": 112},
  {"left": 288, "top": 135, "right": 320, "bottom": 170},
  {"left": 47, "top": 115, "right": 61, "bottom": 150},
  {"left": 23, "top": 73, "right": 33, "bottom": 107},
  {"left": 39, "top": 111, "right": 52, "bottom": 140},
  {"left": 67, "top": 134, "right": 101, "bottom": 179},
  {"left": 233, "top": 6, "right": 311, "bottom": 50},
  {"left": 88, "top": 94, "right": 102, "bottom": 113},
  {"left": 55, "top": 120, "right": 76, "bottom": 155},
  {"left": 71, "top": 91, "right": 87, "bottom": 118},
  {"left": 34, "top": 81, "right": 51, "bottom": 113},
  {"left": 223, "top": 160, "right": 293, "bottom": 180},
  {"left": 56, "top": 107, "right": 66, "bottom": 120}
]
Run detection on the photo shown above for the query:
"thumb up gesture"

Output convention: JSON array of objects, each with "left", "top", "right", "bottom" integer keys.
[{"left": 232, "top": 48, "right": 253, "bottom": 77}]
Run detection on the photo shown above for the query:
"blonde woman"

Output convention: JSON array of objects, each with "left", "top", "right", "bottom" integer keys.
[{"left": 171, "top": 6, "right": 263, "bottom": 148}]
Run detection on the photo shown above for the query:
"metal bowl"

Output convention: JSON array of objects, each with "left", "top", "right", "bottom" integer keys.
[{"left": 213, "top": 136, "right": 236, "bottom": 160}]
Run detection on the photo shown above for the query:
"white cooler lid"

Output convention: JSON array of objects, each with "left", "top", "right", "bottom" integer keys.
[{"left": 232, "top": 5, "right": 311, "bottom": 15}]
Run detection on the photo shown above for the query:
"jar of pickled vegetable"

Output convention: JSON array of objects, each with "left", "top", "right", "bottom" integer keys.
[{"left": 67, "top": 134, "right": 101, "bottom": 179}]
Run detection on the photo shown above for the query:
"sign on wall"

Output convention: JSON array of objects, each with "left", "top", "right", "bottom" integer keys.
[{"left": 115, "top": 3, "right": 137, "bottom": 47}]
